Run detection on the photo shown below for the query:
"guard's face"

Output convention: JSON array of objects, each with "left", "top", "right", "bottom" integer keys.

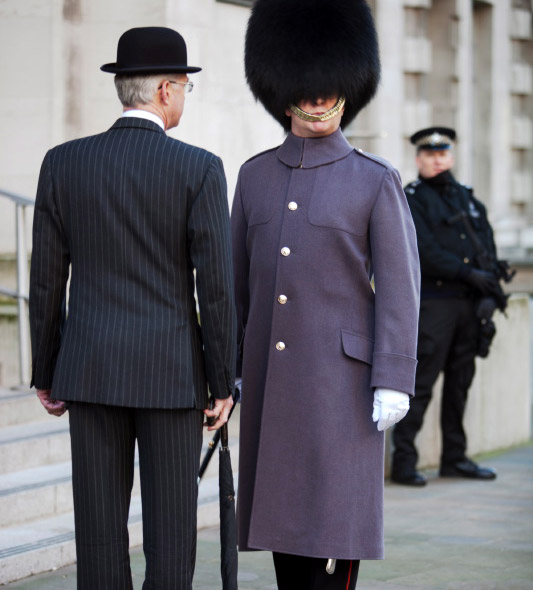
[
  {"left": 416, "top": 149, "right": 454, "bottom": 178},
  {"left": 285, "top": 96, "right": 344, "bottom": 138}
]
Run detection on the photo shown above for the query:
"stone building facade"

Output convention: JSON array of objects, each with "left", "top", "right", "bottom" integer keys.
[{"left": 0, "top": 0, "right": 531, "bottom": 277}]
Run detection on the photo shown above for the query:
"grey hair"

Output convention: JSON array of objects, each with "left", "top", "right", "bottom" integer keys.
[{"left": 114, "top": 74, "right": 167, "bottom": 107}]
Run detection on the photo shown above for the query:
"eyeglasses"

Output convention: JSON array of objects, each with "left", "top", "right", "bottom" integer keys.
[{"left": 158, "top": 80, "right": 194, "bottom": 94}]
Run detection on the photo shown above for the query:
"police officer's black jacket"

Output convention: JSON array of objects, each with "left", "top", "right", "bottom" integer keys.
[{"left": 405, "top": 170, "right": 497, "bottom": 298}]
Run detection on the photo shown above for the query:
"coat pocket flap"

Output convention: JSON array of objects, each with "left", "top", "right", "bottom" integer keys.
[{"left": 341, "top": 330, "right": 374, "bottom": 365}]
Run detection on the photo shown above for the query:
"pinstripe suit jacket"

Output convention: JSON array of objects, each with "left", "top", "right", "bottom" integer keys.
[{"left": 29, "top": 117, "right": 236, "bottom": 408}]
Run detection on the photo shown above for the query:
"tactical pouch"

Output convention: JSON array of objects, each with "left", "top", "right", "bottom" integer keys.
[{"left": 477, "top": 317, "right": 496, "bottom": 358}]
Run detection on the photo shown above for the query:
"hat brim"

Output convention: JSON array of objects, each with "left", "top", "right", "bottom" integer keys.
[
  {"left": 100, "top": 63, "right": 202, "bottom": 74},
  {"left": 418, "top": 144, "right": 452, "bottom": 151}
]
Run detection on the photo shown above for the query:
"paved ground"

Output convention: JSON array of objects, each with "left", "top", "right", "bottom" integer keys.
[{"left": 5, "top": 444, "right": 533, "bottom": 589}]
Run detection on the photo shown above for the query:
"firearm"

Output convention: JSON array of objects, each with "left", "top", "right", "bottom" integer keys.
[
  {"left": 447, "top": 210, "right": 516, "bottom": 357},
  {"left": 446, "top": 210, "right": 515, "bottom": 312}
]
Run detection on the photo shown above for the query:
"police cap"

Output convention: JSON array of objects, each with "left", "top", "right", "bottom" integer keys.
[{"left": 410, "top": 126, "right": 456, "bottom": 150}]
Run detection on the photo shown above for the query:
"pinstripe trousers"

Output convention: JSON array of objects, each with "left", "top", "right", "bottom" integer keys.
[{"left": 68, "top": 403, "right": 203, "bottom": 590}]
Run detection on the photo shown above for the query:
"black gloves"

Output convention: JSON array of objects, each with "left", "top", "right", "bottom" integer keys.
[{"left": 465, "top": 269, "right": 500, "bottom": 295}]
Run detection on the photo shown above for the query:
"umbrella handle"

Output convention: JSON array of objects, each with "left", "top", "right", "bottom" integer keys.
[
  {"left": 199, "top": 429, "right": 221, "bottom": 480},
  {"left": 221, "top": 423, "right": 229, "bottom": 450},
  {"left": 219, "top": 400, "right": 237, "bottom": 451},
  {"left": 198, "top": 400, "right": 237, "bottom": 481}
]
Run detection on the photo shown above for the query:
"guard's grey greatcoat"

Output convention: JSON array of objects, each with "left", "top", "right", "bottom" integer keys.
[{"left": 231, "top": 129, "right": 420, "bottom": 560}]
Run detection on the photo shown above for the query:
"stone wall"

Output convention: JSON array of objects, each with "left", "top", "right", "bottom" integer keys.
[
  {"left": 1, "top": 2, "right": 532, "bottom": 256},
  {"left": 0, "top": 0, "right": 284, "bottom": 254}
]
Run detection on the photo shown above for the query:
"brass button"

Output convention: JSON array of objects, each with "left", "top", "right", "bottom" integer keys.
[
  {"left": 281, "top": 247, "right": 291, "bottom": 257},
  {"left": 460, "top": 233, "right": 466, "bottom": 239},
  {"left": 278, "top": 294, "right": 288, "bottom": 304},
  {"left": 276, "top": 341, "right": 286, "bottom": 351},
  {"left": 464, "top": 257, "right": 470, "bottom": 264},
  {"left": 288, "top": 201, "right": 298, "bottom": 211}
]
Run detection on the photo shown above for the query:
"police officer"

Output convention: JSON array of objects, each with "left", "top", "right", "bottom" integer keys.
[{"left": 391, "top": 127, "right": 499, "bottom": 486}]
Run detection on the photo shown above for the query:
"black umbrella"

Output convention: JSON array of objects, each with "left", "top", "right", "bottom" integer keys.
[
  {"left": 199, "top": 382, "right": 240, "bottom": 589},
  {"left": 218, "top": 421, "right": 238, "bottom": 590}
]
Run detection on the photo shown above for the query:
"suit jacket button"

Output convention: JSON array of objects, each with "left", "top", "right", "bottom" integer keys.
[
  {"left": 276, "top": 341, "right": 286, "bottom": 351},
  {"left": 281, "top": 247, "right": 291, "bottom": 256},
  {"left": 278, "top": 294, "right": 288, "bottom": 304},
  {"left": 464, "top": 257, "right": 470, "bottom": 263},
  {"left": 288, "top": 201, "right": 298, "bottom": 211}
]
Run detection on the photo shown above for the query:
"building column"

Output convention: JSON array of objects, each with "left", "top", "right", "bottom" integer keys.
[
  {"left": 455, "top": 0, "right": 474, "bottom": 183},
  {"left": 369, "top": 0, "right": 406, "bottom": 168},
  {"left": 489, "top": 0, "right": 512, "bottom": 219}
]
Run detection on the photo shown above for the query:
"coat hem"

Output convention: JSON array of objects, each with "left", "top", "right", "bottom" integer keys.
[{"left": 244, "top": 540, "right": 384, "bottom": 561}]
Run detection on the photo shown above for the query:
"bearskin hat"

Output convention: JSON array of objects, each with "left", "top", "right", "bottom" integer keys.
[{"left": 245, "top": 0, "right": 381, "bottom": 131}]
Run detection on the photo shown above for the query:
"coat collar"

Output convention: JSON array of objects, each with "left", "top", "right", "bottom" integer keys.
[
  {"left": 109, "top": 117, "right": 166, "bottom": 134},
  {"left": 276, "top": 128, "right": 354, "bottom": 169}
]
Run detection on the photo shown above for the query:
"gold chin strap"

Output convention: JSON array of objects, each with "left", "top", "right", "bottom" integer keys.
[{"left": 289, "top": 97, "right": 346, "bottom": 122}]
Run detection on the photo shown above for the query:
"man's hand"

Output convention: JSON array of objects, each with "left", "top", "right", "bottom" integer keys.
[
  {"left": 36, "top": 389, "right": 67, "bottom": 417},
  {"left": 372, "top": 388, "right": 410, "bottom": 431},
  {"left": 465, "top": 269, "right": 499, "bottom": 295},
  {"left": 203, "top": 396, "right": 234, "bottom": 431}
]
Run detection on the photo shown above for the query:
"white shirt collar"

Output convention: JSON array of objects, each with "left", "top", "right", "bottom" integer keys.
[{"left": 121, "top": 109, "right": 165, "bottom": 131}]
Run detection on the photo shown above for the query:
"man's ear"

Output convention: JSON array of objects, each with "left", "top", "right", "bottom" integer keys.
[{"left": 159, "top": 81, "right": 172, "bottom": 106}]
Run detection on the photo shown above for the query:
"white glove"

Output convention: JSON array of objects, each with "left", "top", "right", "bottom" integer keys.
[{"left": 372, "top": 388, "right": 410, "bottom": 432}]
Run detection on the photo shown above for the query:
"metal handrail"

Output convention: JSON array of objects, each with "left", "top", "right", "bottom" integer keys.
[
  {"left": 0, "top": 188, "right": 35, "bottom": 385},
  {"left": 0, "top": 189, "right": 35, "bottom": 207}
]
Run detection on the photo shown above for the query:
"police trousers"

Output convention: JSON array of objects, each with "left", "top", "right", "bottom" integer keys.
[{"left": 392, "top": 297, "right": 480, "bottom": 476}]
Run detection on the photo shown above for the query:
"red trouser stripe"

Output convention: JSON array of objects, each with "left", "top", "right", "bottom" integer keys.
[{"left": 346, "top": 560, "right": 353, "bottom": 590}]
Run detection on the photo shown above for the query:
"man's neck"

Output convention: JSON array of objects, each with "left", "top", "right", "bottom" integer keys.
[
  {"left": 123, "top": 105, "right": 169, "bottom": 130},
  {"left": 420, "top": 169, "right": 454, "bottom": 185}
]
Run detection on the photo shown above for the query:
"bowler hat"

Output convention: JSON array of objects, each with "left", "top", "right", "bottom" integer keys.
[{"left": 101, "top": 27, "right": 201, "bottom": 75}]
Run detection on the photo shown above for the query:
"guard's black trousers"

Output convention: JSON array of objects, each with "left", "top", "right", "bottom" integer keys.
[
  {"left": 69, "top": 402, "right": 203, "bottom": 590},
  {"left": 392, "top": 297, "right": 480, "bottom": 476},
  {"left": 273, "top": 552, "right": 360, "bottom": 589}
]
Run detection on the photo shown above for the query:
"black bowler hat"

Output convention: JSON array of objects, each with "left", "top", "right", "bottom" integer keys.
[
  {"left": 101, "top": 27, "right": 201, "bottom": 75},
  {"left": 410, "top": 126, "right": 456, "bottom": 150}
]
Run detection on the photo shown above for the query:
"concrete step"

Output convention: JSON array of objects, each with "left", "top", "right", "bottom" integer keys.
[
  {"left": 0, "top": 461, "right": 73, "bottom": 528},
  {"left": 0, "top": 470, "right": 237, "bottom": 585},
  {"left": 0, "top": 460, "right": 142, "bottom": 528},
  {"left": 0, "top": 495, "right": 143, "bottom": 584},
  {"left": 0, "top": 387, "right": 53, "bottom": 428},
  {"left": 0, "top": 417, "right": 70, "bottom": 474},
  {"left": 0, "top": 394, "right": 240, "bottom": 584},
  {"left": 0, "top": 432, "right": 239, "bottom": 528}
]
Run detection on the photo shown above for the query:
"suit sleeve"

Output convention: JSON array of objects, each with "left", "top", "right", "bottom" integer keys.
[
  {"left": 230, "top": 173, "right": 250, "bottom": 379},
  {"left": 369, "top": 168, "right": 421, "bottom": 395},
  {"left": 29, "top": 150, "right": 70, "bottom": 389},
  {"left": 187, "top": 156, "right": 237, "bottom": 399}
]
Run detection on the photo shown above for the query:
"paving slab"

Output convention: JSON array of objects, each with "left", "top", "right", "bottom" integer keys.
[{"left": 3, "top": 444, "right": 532, "bottom": 589}]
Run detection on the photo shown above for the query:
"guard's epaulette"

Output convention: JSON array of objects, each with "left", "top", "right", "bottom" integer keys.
[
  {"left": 243, "top": 146, "right": 279, "bottom": 165},
  {"left": 404, "top": 179, "right": 421, "bottom": 195},
  {"left": 353, "top": 147, "right": 394, "bottom": 170}
]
